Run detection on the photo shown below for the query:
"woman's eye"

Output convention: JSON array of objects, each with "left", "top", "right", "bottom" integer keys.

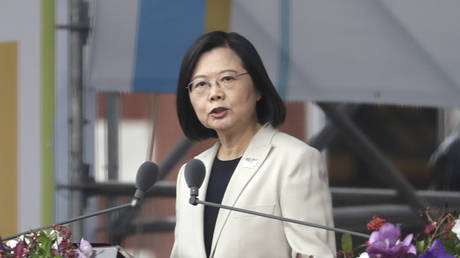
[
  {"left": 221, "top": 76, "right": 235, "bottom": 82},
  {"left": 194, "top": 81, "right": 208, "bottom": 88}
]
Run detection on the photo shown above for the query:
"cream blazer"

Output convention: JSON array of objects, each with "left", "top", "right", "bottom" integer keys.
[{"left": 171, "top": 124, "right": 336, "bottom": 258}]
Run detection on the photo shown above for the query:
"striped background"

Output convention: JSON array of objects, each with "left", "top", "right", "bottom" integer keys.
[{"left": 0, "top": 0, "right": 55, "bottom": 236}]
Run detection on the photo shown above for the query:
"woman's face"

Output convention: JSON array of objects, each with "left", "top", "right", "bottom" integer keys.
[{"left": 188, "top": 47, "right": 261, "bottom": 136}]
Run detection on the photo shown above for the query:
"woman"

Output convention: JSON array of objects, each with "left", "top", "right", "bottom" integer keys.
[{"left": 171, "top": 31, "right": 336, "bottom": 258}]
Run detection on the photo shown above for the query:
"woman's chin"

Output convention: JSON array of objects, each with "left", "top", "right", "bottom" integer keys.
[{"left": 206, "top": 121, "right": 234, "bottom": 134}]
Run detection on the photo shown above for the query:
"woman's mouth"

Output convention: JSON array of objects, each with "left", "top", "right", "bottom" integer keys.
[{"left": 210, "top": 107, "right": 228, "bottom": 118}]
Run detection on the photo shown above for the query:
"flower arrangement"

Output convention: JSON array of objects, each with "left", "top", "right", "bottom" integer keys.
[
  {"left": 0, "top": 225, "right": 93, "bottom": 258},
  {"left": 338, "top": 207, "right": 460, "bottom": 258}
]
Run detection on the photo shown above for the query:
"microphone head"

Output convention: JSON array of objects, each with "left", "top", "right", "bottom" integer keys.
[
  {"left": 184, "top": 159, "right": 205, "bottom": 189},
  {"left": 136, "top": 161, "right": 159, "bottom": 192}
]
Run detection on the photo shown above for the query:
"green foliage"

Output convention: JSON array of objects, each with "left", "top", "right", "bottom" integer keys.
[
  {"left": 0, "top": 225, "right": 82, "bottom": 257},
  {"left": 342, "top": 233, "right": 353, "bottom": 253},
  {"left": 416, "top": 240, "right": 425, "bottom": 255}
]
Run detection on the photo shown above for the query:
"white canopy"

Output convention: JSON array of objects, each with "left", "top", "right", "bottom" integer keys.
[
  {"left": 231, "top": 0, "right": 460, "bottom": 107},
  {"left": 89, "top": 0, "right": 460, "bottom": 107}
]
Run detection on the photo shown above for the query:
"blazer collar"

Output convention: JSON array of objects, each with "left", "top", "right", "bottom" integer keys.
[{"left": 209, "top": 123, "right": 278, "bottom": 257}]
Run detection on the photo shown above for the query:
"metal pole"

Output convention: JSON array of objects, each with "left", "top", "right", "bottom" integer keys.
[
  {"left": 109, "top": 137, "right": 195, "bottom": 241},
  {"left": 106, "top": 91, "right": 120, "bottom": 242},
  {"left": 68, "top": 0, "right": 86, "bottom": 240},
  {"left": 106, "top": 92, "right": 120, "bottom": 182},
  {"left": 317, "top": 103, "right": 428, "bottom": 213},
  {"left": 158, "top": 137, "right": 194, "bottom": 180},
  {"left": 308, "top": 104, "right": 359, "bottom": 151}
]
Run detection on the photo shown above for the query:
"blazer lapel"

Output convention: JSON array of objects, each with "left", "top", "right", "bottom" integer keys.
[
  {"left": 192, "top": 143, "right": 220, "bottom": 258},
  {"left": 210, "top": 124, "right": 277, "bottom": 257}
]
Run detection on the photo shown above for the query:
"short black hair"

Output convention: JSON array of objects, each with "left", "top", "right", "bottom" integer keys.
[{"left": 176, "top": 31, "right": 286, "bottom": 141}]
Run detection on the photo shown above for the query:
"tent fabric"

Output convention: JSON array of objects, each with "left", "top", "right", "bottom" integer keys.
[{"left": 89, "top": 0, "right": 460, "bottom": 107}]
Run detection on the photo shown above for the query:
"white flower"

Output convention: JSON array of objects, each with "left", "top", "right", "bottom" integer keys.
[
  {"left": 452, "top": 219, "right": 460, "bottom": 240},
  {"left": 358, "top": 252, "right": 370, "bottom": 258},
  {"left": 5, "top": 239, "right": 18, "bottom": 248}
]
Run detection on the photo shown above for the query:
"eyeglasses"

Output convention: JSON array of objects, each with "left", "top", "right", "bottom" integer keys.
[{"left": 186, "top": 71, "right": 249, "bottom": 95}]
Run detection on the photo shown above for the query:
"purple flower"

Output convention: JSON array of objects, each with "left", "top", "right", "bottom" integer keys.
[
  {"left": 419, "top": 239, "right": 454, "bottom": 258},
  {"left": 78, "top": 238, "right": 93, "bottom": 258},
  {"left": 365, "top": 223, "right": 417, "bottom": 258}
]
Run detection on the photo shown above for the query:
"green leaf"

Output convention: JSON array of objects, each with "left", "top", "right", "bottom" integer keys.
[
  {"left": 35, "top": 230, "right": 56, "bottom": 257},
  {"left": 441, "top": 235, "right": 457, "bottom": 254},
  {"left": 416, "top": 240, "right": 425, "bottom": 254},
  {"left": 354, "top": 243, "right": 368, "bottom": 251},
  {"left": 341, "top": 233, "right": 353, "bottom": 253},
  {"left": 454, "top": 242, "right": 460, "bottom": 256}
]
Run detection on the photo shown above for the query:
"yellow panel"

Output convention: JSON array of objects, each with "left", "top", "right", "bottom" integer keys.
[
  {"left": 41, "top": 0, "right": 55, "bottom": 226},
  {"left": 0, "top": 41, "right": 18, "bottom": 236},
  {"left": 205, "top": 0, "right": 232, "bottom": 32}
]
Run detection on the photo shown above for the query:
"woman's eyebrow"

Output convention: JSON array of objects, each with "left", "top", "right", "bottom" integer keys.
[{"left": 191, "top": 69, "right": 238, "bottom": 81}]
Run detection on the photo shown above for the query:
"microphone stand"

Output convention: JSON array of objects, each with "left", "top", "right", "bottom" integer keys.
[
  {"left": 2, "top": 200, "right": 138, "bottom": 241},
  {"left": 192, "top": 198, "right": 370, "bottom": 239}
]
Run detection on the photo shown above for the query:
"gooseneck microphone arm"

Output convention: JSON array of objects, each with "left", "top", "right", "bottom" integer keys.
[
  {"left": 2, "top": 161, "right": 160, "bottom": 242},
  {"left": 184, "top": 158, "right": 370, "bottom": 240},
  {"left": 3, "top": 203, "right": 135, "bottom": 241},
  {"left": 193, "top": 197, "right": 369, "bottom": 239}
]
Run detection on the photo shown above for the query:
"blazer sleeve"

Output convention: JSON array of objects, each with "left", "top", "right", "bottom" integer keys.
[{"left": 279, "top": 147, "right": 336, "bottom": 257}]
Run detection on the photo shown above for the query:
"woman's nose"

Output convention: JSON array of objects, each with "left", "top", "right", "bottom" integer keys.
[{"left": 208, "top": 81, "right": 224, "bottom": 101}]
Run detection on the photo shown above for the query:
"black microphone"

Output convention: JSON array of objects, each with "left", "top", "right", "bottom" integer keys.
[
  {"left": 2, "top": 161, "right": 159, "bottom": 241},
  {"left": 132, "top": 161, "right": 159, "bottom": 206},
  {"left": 183, "top": 159, "right": 370, "bottom": 239},
  {"left": 184, "top": 159, "right": 205, "bottom": 205}
]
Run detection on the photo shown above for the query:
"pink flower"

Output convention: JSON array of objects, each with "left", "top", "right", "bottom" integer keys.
[
  {"left": 13, "top": 241, "right": 25, "bottom": 257},
  {"left": 424, "top": 222, "right": 436, "bottom": 234}
]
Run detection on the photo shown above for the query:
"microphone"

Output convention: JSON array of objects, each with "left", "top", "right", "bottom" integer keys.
[
  {"left": 2, "top": 161, "right": 159, "bottom": 241},
  {"left": 184, "top": 159, "right": 205, "bottom": 205},
  {"left": 183, "top": 159, "right": 370, "bottom": 239},
  {"left": 132, "top": 161, "right": 159, "bottom": 206}
]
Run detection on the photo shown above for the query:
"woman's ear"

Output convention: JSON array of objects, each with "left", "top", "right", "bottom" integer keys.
[{"left": 256, "top": 91, "right": 262, "bottom": 101}]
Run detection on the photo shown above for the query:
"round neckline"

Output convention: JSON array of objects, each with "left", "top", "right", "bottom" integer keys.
[{"left": 215, "top": 156, "right": 242, "bottom": 162}]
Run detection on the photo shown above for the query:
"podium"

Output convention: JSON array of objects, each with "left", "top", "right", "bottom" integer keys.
[{"left": 92, "top": 245, "right": 134, "bottom": 258}]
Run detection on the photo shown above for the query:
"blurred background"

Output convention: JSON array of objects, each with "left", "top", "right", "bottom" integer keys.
[{"left": 1, "top": 0, "right": 460, "bottom": 257}]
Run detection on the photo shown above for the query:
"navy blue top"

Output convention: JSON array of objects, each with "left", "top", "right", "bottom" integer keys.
[{"left": 204, "top": 157, "right": 241, "bottom": 258}]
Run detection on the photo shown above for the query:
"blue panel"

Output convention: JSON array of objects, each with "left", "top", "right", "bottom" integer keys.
[
  {"left": 277, "top": 0, "right": 291, "bottom": 99},
  {"left": 133, "top": 0, "right": 206, "bottom": 93}
]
